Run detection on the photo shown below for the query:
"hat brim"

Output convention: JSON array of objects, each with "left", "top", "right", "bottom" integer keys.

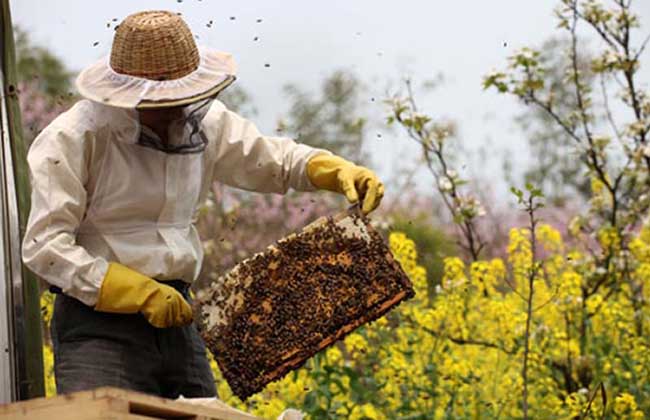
[
  {"left": 75, "top": 47, "right": 237, "bottom": 109},
  {"left": 135, "top": 75, "right": 236, "bottom": 109}
]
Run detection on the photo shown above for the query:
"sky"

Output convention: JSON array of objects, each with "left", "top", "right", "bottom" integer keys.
[{"left": 10, "top": 0, "right": 650, "bottom": 200}]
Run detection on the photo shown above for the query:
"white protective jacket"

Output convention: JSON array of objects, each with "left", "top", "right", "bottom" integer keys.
[{"left": 22, "top": 99, "right": 330, "bottom": 306}]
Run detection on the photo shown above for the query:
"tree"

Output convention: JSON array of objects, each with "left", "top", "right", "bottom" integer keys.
[
  {"left": 511, "top": 37, "right": 595, "bottom": 205},
  {"left": 278, "top": 70, "right": 369, "bottom": 164},
  {"left": 386, "top": 78, "right": 487, "bottom": 261},
  {"left": 14, "top": 27, "right": 75, "bottom": 146},
  {"left": 484, "top": 0, "right": 650, "bottom": 239},
  {"left": 14, "top": 27, "right": 73, "bottom": 98},
  {"left": 218, "top": 84, "right": 258, "bottom": 118}
]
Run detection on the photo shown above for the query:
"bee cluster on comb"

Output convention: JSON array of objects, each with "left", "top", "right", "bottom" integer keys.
[{"left": 193, "top": 209, "right": 415, "bottom": 400}]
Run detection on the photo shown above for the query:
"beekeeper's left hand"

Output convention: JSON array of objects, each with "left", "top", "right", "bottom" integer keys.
[{"left": 306, "top": 154, "right": 384, "bottom": 214}]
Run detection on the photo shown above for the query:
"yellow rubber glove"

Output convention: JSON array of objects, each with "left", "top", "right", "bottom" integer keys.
[
  {"left": 307, "top": 154, "right": 384, "bottom": 214},
  {"left": 95, "top": 262, "right": 193, "bottom": 328}
]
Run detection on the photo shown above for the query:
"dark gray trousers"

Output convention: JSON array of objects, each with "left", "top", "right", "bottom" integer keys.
[{"left": 50, "top": 282, "right": 217, "bottom": 398}]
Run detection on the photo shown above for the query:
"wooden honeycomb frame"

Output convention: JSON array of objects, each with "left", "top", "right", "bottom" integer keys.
[{"left": 193, "top": 208, "right": 415, "bottom": 399}]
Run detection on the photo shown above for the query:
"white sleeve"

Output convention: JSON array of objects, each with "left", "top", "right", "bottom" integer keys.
[
  {"left": 204, "top": 101, "right": 331, "bottom": 193},
  {"left": 21, "top": 121, "right": 108, "bottom": 306}
]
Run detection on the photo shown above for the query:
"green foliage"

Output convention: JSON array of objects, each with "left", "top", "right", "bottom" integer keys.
[
  {"left": 14, "top": 26, "right": 72, "bottom": 98},
  {"left": 218, "top": 85, "right": 258, "bottom": 118},
  {"left": 484, "top": 0, "right": 650, "bottom": 237},
  {"left": 512, "top": 38, "right": 594, "bottom": 205},
  {"left": 511, "top": 182, "right": 545, "bottom": 210},
  {"left": 391, "top": 216, "right": 457, "bottom": 302},
  {"left": 279, "top": 70, "right": 369, "bottom": 164}
]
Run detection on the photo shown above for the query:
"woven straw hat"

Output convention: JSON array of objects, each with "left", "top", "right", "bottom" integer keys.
[{"left": 76, "top": 10, "right": 236, "bottom": 109}]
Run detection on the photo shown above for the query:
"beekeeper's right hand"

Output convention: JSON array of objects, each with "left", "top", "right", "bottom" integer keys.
[{"left": 94, "top": 262, "right": 193, "bottom": 328}]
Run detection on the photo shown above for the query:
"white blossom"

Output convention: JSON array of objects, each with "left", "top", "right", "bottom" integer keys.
[
  {"left": 643, "top": 144, "right": 650, "bottom": 158},
  {"left": 438, "top": 177, "right": 453, "bottom": 192}
]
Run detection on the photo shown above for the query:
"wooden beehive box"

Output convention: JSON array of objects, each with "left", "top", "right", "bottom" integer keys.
[
  {"left": 0, "top": 387, "right": 261, "bottom": 420},
  {"left": 193, "top": 209, "right": 415, "bottom": 400}
]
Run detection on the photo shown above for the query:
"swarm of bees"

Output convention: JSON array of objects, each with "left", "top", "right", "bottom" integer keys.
[{"left": 193, "top": 209, "right": 415, "bottom": 399}]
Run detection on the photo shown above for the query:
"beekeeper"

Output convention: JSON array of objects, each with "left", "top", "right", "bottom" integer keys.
[{"left": 21, "top": 10, "right": 383, "bottom": 398}]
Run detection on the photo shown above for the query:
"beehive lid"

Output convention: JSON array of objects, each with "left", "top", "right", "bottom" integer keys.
[{"left": 193, "top": 208, "right": 414, "bottom": 399}]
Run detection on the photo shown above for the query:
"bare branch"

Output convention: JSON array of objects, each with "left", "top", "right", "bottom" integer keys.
[
  {"left": 521, "top": 191, "right": 541, "bottom": 420},
  {"left": 533, "top": 286, "right": 560, "bottom": 312},
  {"left": 391, "top": 81, "right": 486, "bottom": 261},
  {"left": 633, "top": 32, "right": 650, "bottom": 61},
  {"left": 503, "top": 275, "right": 528, "bottom": 301},
  {"left": 447, "top": 336, "right": 515, "bottom": 355}
]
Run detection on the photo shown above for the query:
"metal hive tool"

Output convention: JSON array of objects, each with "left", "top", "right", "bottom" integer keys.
[{"left": 193, "top": 208, "right": 415, "bottom": 400}]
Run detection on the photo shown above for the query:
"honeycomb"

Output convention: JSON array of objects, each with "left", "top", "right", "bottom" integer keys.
[{"left": 193, "top": 209, "right": 415, "bottom": 399}]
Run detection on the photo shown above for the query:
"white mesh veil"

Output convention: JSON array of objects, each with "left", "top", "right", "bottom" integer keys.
[{"left": 136, "top": 97, "right": 216, "bottom": 154}]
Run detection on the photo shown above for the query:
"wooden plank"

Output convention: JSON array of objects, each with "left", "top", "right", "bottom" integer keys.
[
  {"left": 0, "top": 387, "right": 261, "bottom": 420},
  {"left": 0, "top": 397, "right": 115, "bottom": 420}
]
